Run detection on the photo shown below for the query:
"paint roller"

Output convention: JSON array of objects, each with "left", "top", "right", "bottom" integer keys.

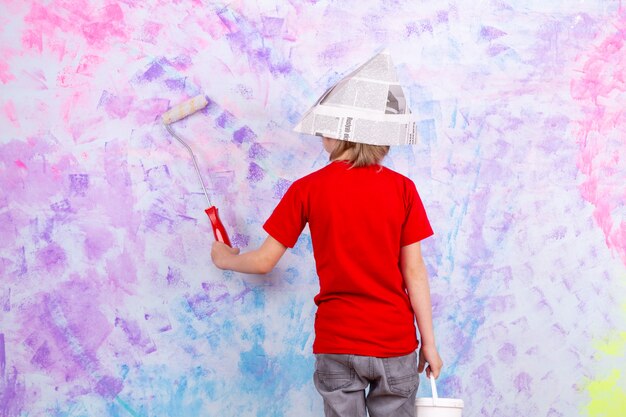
[{"left": 162, "top": 94, "right": 232, "bottom": 246}]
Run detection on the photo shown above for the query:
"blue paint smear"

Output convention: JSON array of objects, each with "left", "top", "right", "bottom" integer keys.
[
  {"left": 221, "top": 319, "right": 235, "bottom": 338},
  {"left": 239, "top": 343, "right": 269, "bottom": 384},
  {"left": 450, "top": 103, "right": 458, "bottom": 128},
  {"left": 276, "top": 350, "right": 313, "bottom": 390},
  {"left": 416, "top": 100, "right": 437, "bottom": 117},
  {"left": 121, "top": 364, "right": 129, "bottom": 380},
  {"left": 278, "top": 298, "right": 314, "bottom": 351},
  {"left": 291, "top": 233, "right": 313, "bottom": 256},
  {"left": 252, "top": 287, "right": 266, "bottom": 310},
  {"left": 242, "top": 323, "right": 266, "bottom": 343},
  {"left": 284, "top": 267, "right": 299, "bottom": 284},
  {"left": 108, "top": 365, "right": 220, "bottom": 417},
  {"left": 419, "top": 119, "right": 437, "bottom": 144},
  {"left": 237, "top": 340, "right": 314, "bottom": 416},
  {"left": 184, "top": 324, "right": 199, "bottom": 340},
  {"left": 206, "top": 331, "right": 221, "bottom": 350}
]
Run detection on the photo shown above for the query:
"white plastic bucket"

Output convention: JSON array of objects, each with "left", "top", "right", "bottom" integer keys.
[{"left": 415, "top": 375, "right": 464, "bottom": 417}]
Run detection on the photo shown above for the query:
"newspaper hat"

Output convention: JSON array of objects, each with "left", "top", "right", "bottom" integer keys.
[{"left": 294, "top": 50, "right": 418, "bottom": 146}]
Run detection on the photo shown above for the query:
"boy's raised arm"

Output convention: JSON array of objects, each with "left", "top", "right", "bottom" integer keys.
[{"left": 212, "top": 235, "right": 287, "bottom": 274}]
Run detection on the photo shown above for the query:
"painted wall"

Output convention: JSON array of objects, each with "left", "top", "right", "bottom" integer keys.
[{"left": 1, "top": 1, "right": 625, "bottom": 416}]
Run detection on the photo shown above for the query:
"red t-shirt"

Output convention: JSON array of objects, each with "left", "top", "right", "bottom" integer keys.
[{"left": 263, "top": 161, "right": 433, "bottom": 357}]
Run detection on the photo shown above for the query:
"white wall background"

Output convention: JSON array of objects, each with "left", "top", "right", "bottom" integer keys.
[{"left": 1, "top": 1, "right": 625, "bottom": 416}]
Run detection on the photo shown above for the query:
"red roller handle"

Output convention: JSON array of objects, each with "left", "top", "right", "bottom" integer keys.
[{"left": 205, "top": 206, "right": 231, "bottom": 247}]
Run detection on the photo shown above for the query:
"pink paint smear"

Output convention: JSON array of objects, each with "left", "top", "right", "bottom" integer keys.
[
  {"left": 3, "top": 100, "right": 19, "bottom": 128},
  {"left": 22, "top": 1, "right": 130, "bottom": 55},
  {"left": 571, "top": 12, "right": 626, "bottom": 266}
]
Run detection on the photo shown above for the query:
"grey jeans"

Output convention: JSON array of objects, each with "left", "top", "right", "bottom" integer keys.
[{"left": 313, "top": 351, "right": 419, "bottom": 417}]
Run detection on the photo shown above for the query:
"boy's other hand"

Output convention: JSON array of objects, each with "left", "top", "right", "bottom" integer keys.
[{"left": 418, "top": 343, "right": 443, "bottom": 379}]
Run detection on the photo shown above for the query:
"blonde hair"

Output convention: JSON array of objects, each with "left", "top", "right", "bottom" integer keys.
[{"left": 329, "top": 140, "right": 390, "bottom": 168}]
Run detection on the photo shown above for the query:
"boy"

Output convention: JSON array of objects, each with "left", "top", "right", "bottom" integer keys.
[{"left": 212, "top": 52, "right": 442, "bottom": 417}]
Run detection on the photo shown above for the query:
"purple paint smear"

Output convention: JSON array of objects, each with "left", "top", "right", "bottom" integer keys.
[
  {"left": 144, "top": 312, "right": 172, "bottom": 333},
  {"left": 216, "top": 111, "right": 236, "bottom": 129},
  {"left": 436, "top": 10, "right": 449, "bottom": 24},
  {"left": 103, "top": 139, "right": 139, "bottom": 229},
  {"left": 84, "top": 227, "right": 114, "bottom": 261},
  {"left": 31, "top": 341, "right": 53, "bottom": 369},
  {"left": 145, "top": 165, "right": 171, "bottom": 191},
  {"left": 36, "top": 243, "right": 67, "bottom": 272},
  {"left": 0, "top": 334, "right": 5, "bottom": 376},
  {"left": 219, "top": 8, "right": 293, "bottom": 75},
  {"left": 115, "top": 317, "right": 156, "bottom": 354},
  {"left": 261, "top": 16, "right": 284, "bottom": 38},
  {"left": 1, "top": 289, "right": 10, "bottom": 312},
  {"left": 186, "top": 293, "right": 218, "bottom": 319},
  {"left": 497, "top": 343, "right": 517, "bottom": 364},
  {"left": 135, "top": 56, "right": 191, "bottom": 89},
  {"left": 406, "top": 20, "right": 433, "bottom": 37},
  {"left": 105, "top": 249, "right": 137, "bottom": 289},
  {"left": 216, "top": 8, "right": 238, "bottom": 33},
  {"left": 171, "top": 54, "right": 193, "bottom": 71},
  {"left": 201, "top": 282, "right": 228, "bottom": 296},
  {"left": 487, "top": 44, "right": 510, "bottom": 56},
  {"left": 134, "top": 98, "right": 170, "bottom": 124},
  {"left": 1, "top": 333, "right": 27, "bottom": 417},
  {"left": 36, "top": 218, "right": 54, "bottom": 243},
  {"left": 472, "top": 363, "right": 494, "bottom": 392},
  {"left": 99, "top": 91, "right": 134, "bottom": 119},
  {"left": 165, "top": 77, "right": 186, "bottom": 91},
  {"left": 247, "top": 162, "right": 264, "bottom": 182},
  {"left": 233, "top": 126, "right": 257, "bottom": 144},
  {"left": 0, "top": 213, "right": 15, "bottom": 248},
  {"left": 480, "top": 25, "right": 507, "bottom": 41},
  {"left": 273, "top": 178, "right": 292, "bottom": 199},
  {"left": 69, "top": 173, "right": 89, "bottom": 196},
  {"left": 236, "top": 84, "right": 253, "bottom": 99},
  {"left": 249, "top": 47, "right": 292, "bottom": 75},
  {"left": 50, "top": 199, "right": 72, "bottom": 213},
  {"left": 145, "top": 209, "right": 174, "bottom": 232},
  {"left": 166, "top": 266, "right": 182, "bottom": 286},
  {"left": 15, "top": 247, "right": 27, "bottom": 277},
  {"left": 94, "top": 375, "right": 123, "bottom": 399},
  {"left": 514, "top": 372, "right": 532, "bottom": 394},
  {"left": 141, "top": 61, "right": 164, "bottom": 81},
  {"left": 248, "top": 143, "right": 268, "bottom": 159},
  {"left": 231, "top": 232, "right": 250, "bottom": 248},
  {"left": 19, "top": 278, "right": 116, "bottom": 394},
  {"left": 186, "top": 281, "right": 253, "bottom": 320}
]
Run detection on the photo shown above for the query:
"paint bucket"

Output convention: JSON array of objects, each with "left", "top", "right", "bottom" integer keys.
[{"left": 415, "top": 375, "right": 464, "bottom": 417}]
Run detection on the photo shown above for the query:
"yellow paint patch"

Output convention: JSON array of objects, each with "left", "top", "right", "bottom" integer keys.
[
  {"left": 585, "top": 370, "right": 626, "bottom": 417},
  {"left": 584, "top": 302, "right": 626, "bottom": 417},
  {"left": 593, "top": 332, "right": 626, "bottom": 356}
]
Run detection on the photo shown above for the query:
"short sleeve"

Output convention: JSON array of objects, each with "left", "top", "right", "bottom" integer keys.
[
  {"left": 400, "top": 180, "right": 434, "bottom": 246},
  {"left": 263, "top": 181, "right": 308, "bottom": 248}
]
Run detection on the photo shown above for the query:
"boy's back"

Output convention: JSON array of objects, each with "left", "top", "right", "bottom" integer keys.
[{"left": 264, "top": 161, "right": 433, "bottom": 357}]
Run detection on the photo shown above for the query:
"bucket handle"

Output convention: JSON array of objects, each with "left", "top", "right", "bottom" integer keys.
[{"left": 428, "top": 368, "right": 439, "bottom": 406}]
